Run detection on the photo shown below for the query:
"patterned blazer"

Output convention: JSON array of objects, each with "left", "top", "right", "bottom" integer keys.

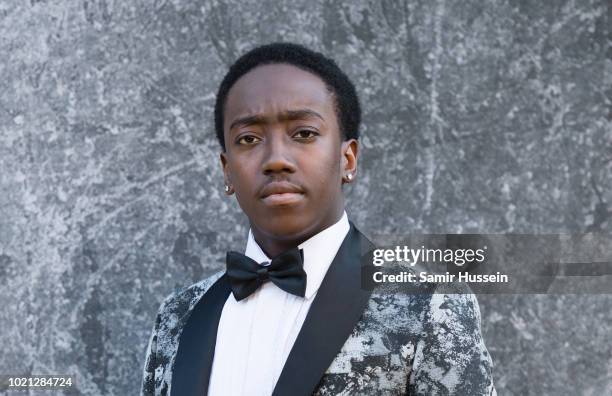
[{"left": 141, "top": 222, "right": 496, "bottom": 395}]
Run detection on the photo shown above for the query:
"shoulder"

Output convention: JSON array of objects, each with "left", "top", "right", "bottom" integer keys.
[
  {"left": 142, "top": 270, "right": 226, "bottom": 394},
  {"left": 423, "top": 281, "right": 483, "bottom": 335},
  {"left": 153, "top": 270, "right": 225, "bottom": 353},
  {"left": 382, "top": 280, "right": 485, "bottom": 342},
  {"left": 154, "top": 270, "right": 225, "bottom": 355},
  {"left": 365, "top": 271, "right": 482, "bottom": 331},
  {"left": 156, "top": 270, "right": 225, "bottom": 321}
]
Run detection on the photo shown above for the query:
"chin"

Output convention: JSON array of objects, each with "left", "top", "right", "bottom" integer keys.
[{"left": 256, "top": 213, "right": 312, "bottom": 239}]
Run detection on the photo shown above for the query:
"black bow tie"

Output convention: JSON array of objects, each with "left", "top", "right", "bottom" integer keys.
[{"left": 226, "top": 247, "right": 307, "bottom": 301}]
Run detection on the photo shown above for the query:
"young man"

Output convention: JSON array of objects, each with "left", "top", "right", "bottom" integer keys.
[{"left": 141, "top": 43, "right": 496, "bottom": 396}]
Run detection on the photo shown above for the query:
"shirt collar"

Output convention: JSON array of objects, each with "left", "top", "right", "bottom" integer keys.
[{"left": 244, "top": 210, "right": 350, "bottom": 299}]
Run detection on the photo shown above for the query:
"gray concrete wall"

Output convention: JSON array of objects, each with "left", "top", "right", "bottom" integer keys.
[{"left": 0, "top": 1, "right": 610, "bottom": 394}]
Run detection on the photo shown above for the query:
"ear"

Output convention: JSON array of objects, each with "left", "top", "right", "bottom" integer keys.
[
  {"left": 219, "top": 151, "right": 234, "bottom": 195},
  {"left": 341, "top": 139, "right": 359, "bottom": 184}
]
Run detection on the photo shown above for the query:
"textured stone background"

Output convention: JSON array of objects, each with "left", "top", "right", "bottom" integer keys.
[{"left": 1, "top": 0, "right": 610, "bottom": 395}]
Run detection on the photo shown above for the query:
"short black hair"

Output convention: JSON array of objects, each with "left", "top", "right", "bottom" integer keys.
[{"left": 214, "top": 42, "right": 361, "bottom": 151}]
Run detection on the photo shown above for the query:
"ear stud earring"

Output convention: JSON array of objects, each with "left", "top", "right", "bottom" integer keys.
[
  {"left": 224, "top": 185, "right": 230, "bottom": 192},
  {"left": 346, "top": 174, "right": 353, "bottom": 181}
]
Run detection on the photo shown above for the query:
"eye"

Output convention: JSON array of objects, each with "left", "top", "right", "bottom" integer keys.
[
  {"left": 236, "top": 135, "right": 261, "bottom": 145},
  {"left": 293, "top": 129, "right": 319, "bottom": 140}
]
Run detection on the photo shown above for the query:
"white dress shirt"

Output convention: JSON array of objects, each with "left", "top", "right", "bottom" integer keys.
[{"left": 207, "top": 211, "right": 350, "bottom": 396}]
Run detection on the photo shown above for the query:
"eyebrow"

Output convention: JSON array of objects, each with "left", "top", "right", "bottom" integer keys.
[{"left": 228, "top": 109, "right": 325, "bottom": 132}]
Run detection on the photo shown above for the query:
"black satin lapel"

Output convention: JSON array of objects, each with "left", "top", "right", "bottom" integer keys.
[
  {"left": 272, "top": 222, "right": 375, "bottom": 396},
  {"left": 171, "top": 274, "right": 231, "bottom": 396}
]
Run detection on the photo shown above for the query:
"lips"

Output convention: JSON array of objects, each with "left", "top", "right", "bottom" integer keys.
[
  {"left": 259, "top": 181, "right": 305, "bottom": 206},
  {"left": 260, "top": 181, "right": 304, "bottom": 198}
]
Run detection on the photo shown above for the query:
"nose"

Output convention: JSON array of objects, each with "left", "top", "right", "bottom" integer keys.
[{"left": 261, "top": 134, "right": 296, "bottom": 175}]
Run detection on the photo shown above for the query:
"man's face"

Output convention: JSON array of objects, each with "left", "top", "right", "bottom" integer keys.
[{"left": 220, "top": 63, "right": 356, "bottom": 242}]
